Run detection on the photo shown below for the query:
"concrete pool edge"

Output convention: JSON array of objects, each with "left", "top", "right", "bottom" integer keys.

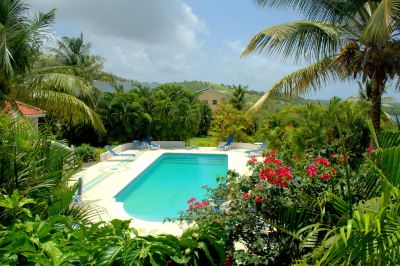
[{"left": 78, "top": 148, "right": 250, "bottom": 235}]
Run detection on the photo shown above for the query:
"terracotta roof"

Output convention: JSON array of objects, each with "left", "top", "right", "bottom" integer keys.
[{"left": 4, "top": 100, "right": 46, "bottom": 117}]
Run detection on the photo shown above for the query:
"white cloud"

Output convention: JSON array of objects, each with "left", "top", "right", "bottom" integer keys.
[
  {"left": 28, "top": 0, "right": 205, "bottom": 81},
  {"left": 212, "top": 39, "right": 300, "bottom": 90}
]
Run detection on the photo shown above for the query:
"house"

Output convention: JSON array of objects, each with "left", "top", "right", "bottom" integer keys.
[
  {"left": 197, "top": 87, "right": 228, "bottom": 111},
  {"left": 4, "top": 100, "right": 47, "bottom": 129}
]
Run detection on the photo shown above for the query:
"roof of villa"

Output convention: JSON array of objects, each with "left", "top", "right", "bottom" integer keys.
[
  {"left": 4, "top": 100, "right": 47, "bottom": 117},
  {"left": 196, "top": 87, "right": 228, "bottom": 96}
]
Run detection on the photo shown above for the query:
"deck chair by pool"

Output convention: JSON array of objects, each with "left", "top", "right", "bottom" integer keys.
[
  {"left": 133, "top": 140, "right": 148, "bottom": 150},
  {"left": 105, "top": 145, "right": 136, "bottom": 157},
  {"left": 144, "top": 137, "right": 160, "bottom": 150},
  {"left": 245, "top": 142, "right": 267, "bottom": 156},
  {"left": 217, "top": 134, "right": 235, "bottom": 151}
]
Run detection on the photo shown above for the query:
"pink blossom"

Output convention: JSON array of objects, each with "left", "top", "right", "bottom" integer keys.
[{"left": 187, "top": 197, "right": 196, "bottom": 204}]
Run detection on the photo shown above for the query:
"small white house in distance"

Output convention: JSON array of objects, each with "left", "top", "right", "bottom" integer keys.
[
  {"left": 197, "top": 87, "right": 228, "bottom": 111},
  {"left": 4, "top": 100, "right": 47, "bottom": 129}
]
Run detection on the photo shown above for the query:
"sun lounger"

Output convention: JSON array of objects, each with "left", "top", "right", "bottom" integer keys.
[
  {"left": 217, "top": 134, "right": 235, "bottom": 151},
  {"left": 105, "top": 145, "right": 136, "bottom": 156},
  {"left": 245, "top": 142, "right": 267, "bottom": 156},
  {"left": 133, "top": 140, "right": 148, "bottom": 150},
  {"left": 144, "top": 137, "right": 160, "bottom": 150}
]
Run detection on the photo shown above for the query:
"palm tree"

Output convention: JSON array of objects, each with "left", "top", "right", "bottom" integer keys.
[
  {"left": 242, "top": 0, "right": 400, "bottom": 137},
  {"left": 229, "top": 85, "right": 247, "bottom": 110},
  {"left": 51, "top": 34, "right": 97, "bottom": 67},
  {"left": 348, "top": 81, "right": 398, "bottom": 124},
  {"left": 0, "top": 0, "right": 104, "bottom": 131}
]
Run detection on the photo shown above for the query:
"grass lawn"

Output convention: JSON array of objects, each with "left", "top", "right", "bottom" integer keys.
[{"left": 188, "top": 136, "right": 218, "bottom": 147}]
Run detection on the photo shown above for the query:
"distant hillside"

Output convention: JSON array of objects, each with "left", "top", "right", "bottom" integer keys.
[
  {"left": 165, "top": 81, "right": 230, "bottom": 94},
  {"left": 94, "top": 80, "right": 160, "bottom": 92}
]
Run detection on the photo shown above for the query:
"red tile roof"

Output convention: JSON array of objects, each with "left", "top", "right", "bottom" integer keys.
[{"left": 4, "top": 100, "right": 46, "bottom": 117}]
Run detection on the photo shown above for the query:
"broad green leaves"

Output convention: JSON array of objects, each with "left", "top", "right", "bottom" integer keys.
[{"left": 0, "top": 217, "right": 227, "bottom": 265}]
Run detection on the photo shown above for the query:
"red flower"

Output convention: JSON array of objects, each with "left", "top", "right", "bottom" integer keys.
[
  {"left": 189, "top": 204, "right": 194, "bottom": 210},
  {"left": 194, "top": 202, "right": 203, "bottom": 208},
  {"left": 367, "top": 146, "right": 376, "bottom": 157},
  {"left": 320, "top": 173, "right": 331, "bottom": 181},
  {"left": 306, "top": 165, "right": 318, "bottom": 177},
  {"left": 293, "top": 156, "right": 298, "bottom": 161},
  {"left": 314, "top": 157, "right": 330, "bottom": 167},
  {"left": 255, "top": 196, "right": 262, "bottom": 203},
  {"left": 243, "top": 192, "right": 251, "bottom": 200},
  {"left": 247, "top": 157, "right": 258, "bottom": 164},
  {"left": 202, "top": 200, "right": 209, "bottom": 206},
  {"left": 187, "top": 197, "right": 196, "bottom": 204}
]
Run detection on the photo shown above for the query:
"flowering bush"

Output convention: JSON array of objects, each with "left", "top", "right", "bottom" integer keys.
[
  {"left": 306, "top": 157, "right": 337, "bottom": 181},
  {"left": 177, "top": 148, "right": 358, "bottom": 265}
]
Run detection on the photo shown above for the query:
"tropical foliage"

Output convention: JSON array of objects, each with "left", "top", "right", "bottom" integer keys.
[
  {"left": 209, "top": 104, "right": 255, "bottom": 142},
  {"left": 243, "top": 0, "right": 400, "bottom": 136},
  {"left": 0, "top": 114, "right": 227, "bottom": 265},
  {"left": 0, "top": 0, "right": 104, "bottom": 131},
  {"left": 256, "top": 98, "right": 370, "bottom": 165},
  {"left": 229, "top": 85, "right": 247, "bottom": 110},
  {"left": 0, "top": 216, "right": 226, "bottom": 265},
  {"left": 74, "top": 143, "right": 98, "bottom": 162},
  {"left": 178, "top": 127, "right": 400, "bottom": 265}
]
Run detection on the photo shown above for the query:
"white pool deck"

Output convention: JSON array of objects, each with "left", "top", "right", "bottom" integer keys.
[{"left": 74, "top": 148, "right": 252, "bottom": 236}]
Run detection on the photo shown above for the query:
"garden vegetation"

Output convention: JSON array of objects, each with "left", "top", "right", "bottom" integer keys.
[{"left": 1, "top": 0, "right": 400, "bottom": 265}]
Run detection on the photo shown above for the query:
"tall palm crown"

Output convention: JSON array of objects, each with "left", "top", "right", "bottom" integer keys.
[
  {"left": 243, "top": 0, "right": 400, "bottom": 136},
  {"left": 52, "top": 34, "right": 94, "bottom": 67},
  {"left": 0, "top": 0, "right": 53, "bottom": 93},
  {"left": 229, "top": 85, "right": 247, "bottom": 110},
  {"left": 0, "top": 0, "right": 104, "bottom": 131}
]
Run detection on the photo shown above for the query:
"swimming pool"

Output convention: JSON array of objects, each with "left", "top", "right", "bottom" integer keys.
[{"left": 115, "top": 153, "right": 228, "bottom": 222}]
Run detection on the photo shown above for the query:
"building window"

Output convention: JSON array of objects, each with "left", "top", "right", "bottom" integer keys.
[
  {"left": 212, "top": 100, "right": 218, "bottom": 105},
  {"left": 202, "top": 100, "right": 208, "bottom": 104}
]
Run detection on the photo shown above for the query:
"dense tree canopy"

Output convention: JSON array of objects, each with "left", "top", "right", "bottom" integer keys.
[
  {"left": 0, "top": 0, "right": 104, "bottom": 131},
  {"left": 243, "top": 0, "right": 400, "bottom": 137}
]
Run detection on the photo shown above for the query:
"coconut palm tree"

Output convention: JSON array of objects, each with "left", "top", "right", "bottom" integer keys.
[
  {"left": 242, "top": 0, "right": 400, "bottom": 137},
  {"left": 0, "top": 0, "right": 104, "bottom": 131},
  {"left": 229, "top": 85, "right": 247, "bottom": 110}
]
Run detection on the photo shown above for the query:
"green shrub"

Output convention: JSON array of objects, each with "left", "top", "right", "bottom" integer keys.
[{"left": 74, "top": 144, "right": 97, "bottom": 162}]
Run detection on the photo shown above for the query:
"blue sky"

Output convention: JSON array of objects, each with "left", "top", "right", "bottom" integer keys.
[{"left": 29, "top": 0, "right": 399, "bottom": 100}]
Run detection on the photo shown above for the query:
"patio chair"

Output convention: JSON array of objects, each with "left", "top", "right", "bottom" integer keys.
[
  {"left": 217, "top": 134, "right": 235, "bottom": 151},
  {"left": 105, "top": 145, "right": 136, "bottom": 157},
  {"left": 133, "top": 140, "right": 148, "bottom": 150},
  {"left": 144, "top": 137, "right": 160, "bottom": 150},
  {"left": 245, "top": 142, "right": 267, "bottom": 156}
]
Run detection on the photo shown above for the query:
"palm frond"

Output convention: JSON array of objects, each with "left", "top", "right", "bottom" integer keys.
[
  {"left": 253, "top": 0, "right": 368, "bottom": 23},
  {"left": 20, "top": 89, "right": 105, "bottom": 132},
  {"left": 247, "top": 57, "right": 341, "bottom": 113},
  {"left": 362, "top": 0, "right": 400, "bottom": 43},
  {"left": 380, "top": 130, "right": 400, "bottom": 148},
  {"left": 23, "top": 72, "right": 95, "bottom": 104},
  {"left": 26, "top": 9, "right": 55, "bottom": 45},
  {"left": 375, "top": 146, "right": 400, "bottom": 188},
  {"left": 242, "top": 21, "right": 343, "bottom": 63}
]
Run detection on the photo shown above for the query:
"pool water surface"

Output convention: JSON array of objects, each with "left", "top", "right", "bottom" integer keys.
[{"left": 115, "top": 153, "right": 228, "bottom": 221}]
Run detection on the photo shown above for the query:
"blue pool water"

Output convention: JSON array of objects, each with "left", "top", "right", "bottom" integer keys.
[{"left": 115, "top": 153, "right": 228, "bottom": 222}]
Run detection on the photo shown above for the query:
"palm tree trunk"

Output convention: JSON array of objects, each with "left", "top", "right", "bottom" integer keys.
[{"left": 370, "top": 77, "right": 384, "bottom": 146}]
